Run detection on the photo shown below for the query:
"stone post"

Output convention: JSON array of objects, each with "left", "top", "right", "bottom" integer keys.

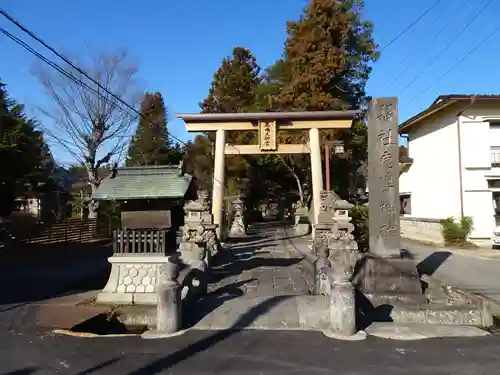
[
  {"left": 329, "top": 280, "right": 356, "bottom": 336},
  {"left": 229, "top": 197, "right": 246, "bottom": 238},
  {"left": 141, "top": 255, "right": 183, "bottom": 338},
  {"left": 313, "top": 191, "right": 336, "bottom": 295},
  {"left": 367, "top": 98, "right": 400, "bottom": 258},
  {"left": 323, "top": 197, "right": 366, "bottom": 340}
]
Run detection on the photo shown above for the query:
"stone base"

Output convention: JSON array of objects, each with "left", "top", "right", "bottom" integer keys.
[
  {"left": 353, "top": 255, "right": 423, "bottom": 295},
  {"left": 322, "top": 329, "right": 367, "bottom": 341},
  {"left": 366, "top": 323, "right": 490, "bottom": 340},
  {"left": 385, "top": 305, "right": 491, "bottom": 326},
  {"left": 229, "top": 217, "right": 246, "bottom": 238},
  {"left": 294, "top": 223, "right": 310, "bottom": 236},
  {"left": 141, "top": 328, "right": 187, "bottom": 339},
  {"left": 97, "top": 255, "right": 171, "bottom": 305},
  {"left": 353, "top": 254, "right": 493, "bottom": 327},
  {"left": 116, "top": 293, "right": 492, "bottom": 332}
]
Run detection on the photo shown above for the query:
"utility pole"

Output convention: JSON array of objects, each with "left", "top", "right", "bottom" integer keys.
[{"left": 323, "top": 140, "right": 344, "bottom": 192}]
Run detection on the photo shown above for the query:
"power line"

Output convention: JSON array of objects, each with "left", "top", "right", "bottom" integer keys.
[
  {"left": 380, "top": 0, "right": 444, "bottom": 52},
  {"left": 0, "top": 8, "right": 187, "bottom": 147},
  {"left": 407, "top": 21, "right": 500, "bottom": 104},
  {"left": 0, "top": 27, "right": 138, "bottom": 164},
  {"left": 396, "top": 0, "right": 494, "bottom": 97},
  {"left": 0, "top": 8, "right": 260, "bottom": 166},
  {"left": 0, "top": 9, "right": 265, "bottom": 190},
  {"left": 0, "top": 28, "right": 108, "bottom": 108},
  {"left": 383, "top": 0, "right": 463, "bottom": 94}
]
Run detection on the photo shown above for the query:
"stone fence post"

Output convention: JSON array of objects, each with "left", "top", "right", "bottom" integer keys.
[
  {"left": 156, "top": 256, "right": 181, "bottom": 334},
  {"left": 142, "top": 254, "right": 183, "bottom": 338}
]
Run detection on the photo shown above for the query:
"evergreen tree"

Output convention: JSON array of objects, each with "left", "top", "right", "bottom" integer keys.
[
  {"left": 200, "top": 47, "right": 261, "bottom": 115},
  {"left": 0, "top": 80, "right": 55, "bottom": 216},
  {"left": 260, "top": 0, "right": 378, "bottom": 201},
  {"left": 276, "top": 0, "right": 378, "bottom": 111},
  {"left": 198, "top": 47, "right": 262, "bottom": 195},
  {"left": 183, "top": 135, "right": 214, "bottom": 191},
  {"left": 126, "top": 92, "right": 183, "bottom": 166}
]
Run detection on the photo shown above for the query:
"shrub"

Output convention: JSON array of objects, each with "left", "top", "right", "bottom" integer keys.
[
  {"left": 350, "top": 204, "right": 369, "bottom": 252},
  {"left": 439, "top": 216, "right": 473, "bottom": 246}
]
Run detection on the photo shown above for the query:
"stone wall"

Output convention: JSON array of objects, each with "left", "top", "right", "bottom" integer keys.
[{"left": 400, "top": 216, "right": 444, "bottom": 246}]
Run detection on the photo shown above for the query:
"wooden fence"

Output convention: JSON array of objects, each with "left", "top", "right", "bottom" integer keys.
[
  {"left": 0, "top": 218, "right": 112, "bottom": 247},
  {"left": 113, "top": 229, "right": 167, "bottom": 255}
]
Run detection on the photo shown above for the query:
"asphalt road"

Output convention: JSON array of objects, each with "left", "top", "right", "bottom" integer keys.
[
  {"left": 2, "top": 327, "right": 500, "bottom": 375},
  {"left": 2, "top": 236, "right": 500, "bottom": 374}
]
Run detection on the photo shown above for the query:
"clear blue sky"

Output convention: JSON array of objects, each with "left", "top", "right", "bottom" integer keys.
[{"left": 1, "top": 0, "right": 499, "bottom": 164}]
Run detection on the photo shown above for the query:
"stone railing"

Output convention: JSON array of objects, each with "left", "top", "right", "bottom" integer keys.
[{"left": 400, "top": 216, "right": 444, "bottom": 246}]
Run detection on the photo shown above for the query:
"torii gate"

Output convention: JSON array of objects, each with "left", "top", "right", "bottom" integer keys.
[{"left": 177, "top": 111, "right": 360, "bottom": 238}]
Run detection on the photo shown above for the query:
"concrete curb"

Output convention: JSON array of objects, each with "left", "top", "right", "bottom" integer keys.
[{"left": 52, "top": 329, "right": 140, "bottom": 338}]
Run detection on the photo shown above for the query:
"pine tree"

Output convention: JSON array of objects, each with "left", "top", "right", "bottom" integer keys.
[
  {"left": 126, "top": 92, "right": 182, "bottom": 166},
  {"left": 198, "top": 47, "right": 262, "bottom": 195}
]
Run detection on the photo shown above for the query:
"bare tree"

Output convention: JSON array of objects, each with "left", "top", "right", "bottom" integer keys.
[{"left": 34, "top": 48, "right": 141, "bottom": 218}]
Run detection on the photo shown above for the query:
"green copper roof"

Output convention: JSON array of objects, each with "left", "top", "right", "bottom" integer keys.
[{"left": 92, "top": 165, "right": 193, "bottom": 200}]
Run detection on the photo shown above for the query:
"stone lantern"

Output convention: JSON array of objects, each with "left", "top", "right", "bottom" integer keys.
[
  {"left": 324, "top": 197, "right": 364, "bottom": 340},
  {"left": 229, "top": 197, "right": 246, "bottom": 238},
  {"left": 197, "top": 191, "right": 219, "bottom": 262},
  {"left": 179, "top": 199, "right": 208, "bottom": 273},
  {"left": 294, "top": 200, "right": 310, "bottom": 236}
]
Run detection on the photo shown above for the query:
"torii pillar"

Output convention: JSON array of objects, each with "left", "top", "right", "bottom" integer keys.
[
  {"left": 212, "top": 129, "right": 226, "bottom": 239},
  {"left": 177, "top": 111, "right": 360, "bottom": 241}
]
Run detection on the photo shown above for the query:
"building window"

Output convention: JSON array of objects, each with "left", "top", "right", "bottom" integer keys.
[
  {"left": 488, "top": 179, "right": 500, "bottom": 189},
  {"left": 400, "top": 194, "right": 411, "bottom": 215},
  {"left": 491, "top": 147, "right": 500, "bottom": 167}
]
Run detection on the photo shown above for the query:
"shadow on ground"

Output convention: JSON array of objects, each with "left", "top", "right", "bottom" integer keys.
[
  {"left": 182, "top": 220, "right": 303, "bottom": 328},
  {"left": 415, "top": 251, "right": 452, "bottom": 276},
  {"left": 0, "top": 240, "right": 111, "bottom": 308},
  {"left": 210, "top": 222, "right": 303, "bottom": 283},
  {"left": 130, "top": 295, "right": 293, "bottom": 375}
]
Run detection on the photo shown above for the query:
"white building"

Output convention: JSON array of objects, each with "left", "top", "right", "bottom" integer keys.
[{"left": 398, "top": 94, "right": 500, "bottom": 247}]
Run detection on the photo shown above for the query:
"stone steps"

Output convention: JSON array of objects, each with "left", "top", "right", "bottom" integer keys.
[
  {"left": 365, "top": 292, "right": 427, "bottom": 306},
  {"left": 118, "top": 295, "right": 330, "bottom": 331},
  {"left": 382, "top": 304, "right": 491, "bottom": 326}
]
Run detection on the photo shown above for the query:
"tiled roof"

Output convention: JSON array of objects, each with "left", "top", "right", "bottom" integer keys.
[
  {"left": 399, "top": 94, "right": 500, "bottom": 133},
  {"left": 92, "top": 165, "right": 192, "bottom": 200}
]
